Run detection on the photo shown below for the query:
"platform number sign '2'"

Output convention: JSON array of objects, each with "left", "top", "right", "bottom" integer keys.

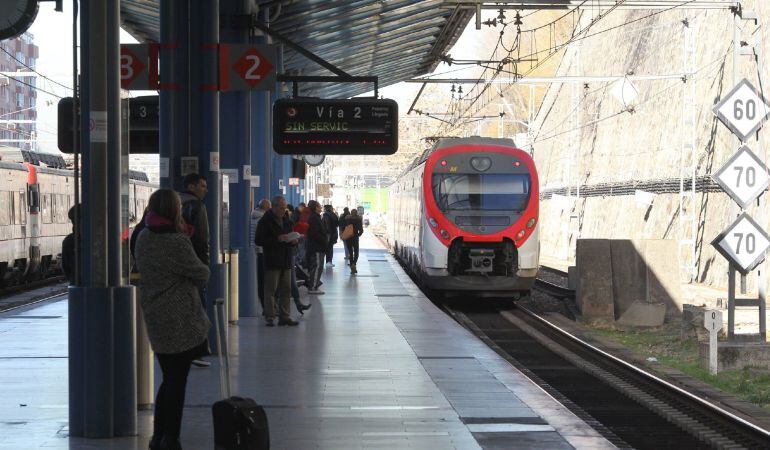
[{"left": 220, "top": 44, "right": 278, "bottom": 92}]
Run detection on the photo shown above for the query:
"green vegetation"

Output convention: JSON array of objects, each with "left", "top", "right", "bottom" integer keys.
[{"left": 587, "top": 322, "right": 770, "bottom": 408}]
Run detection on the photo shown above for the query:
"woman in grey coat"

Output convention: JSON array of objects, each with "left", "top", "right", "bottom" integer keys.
[{"left": 135, "top": 188, "right": 211, "bottom": 450}]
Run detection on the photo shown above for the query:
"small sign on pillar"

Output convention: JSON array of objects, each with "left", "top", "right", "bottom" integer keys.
[{"left": 704, "top": 310, "right": 724, "bottom": 375}]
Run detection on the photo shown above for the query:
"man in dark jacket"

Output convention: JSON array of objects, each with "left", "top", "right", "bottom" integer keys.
[
  {"left": 62, "top": 204, "right": 81, "bottom": 284},
  {"left": 322, "top": 205, "right": 339, "bottom": 266},
  {"left": 254, "top": 196, "right": 299, "bottom": 326},
  {"left": 305, "top": 200, "right": 327, "bottom": 294},
  {"left": 178, "top": 173, "right": 212, "bottom": 367},
  {"left": 178, "top": 173, "right": 210, "bottom": 267}
]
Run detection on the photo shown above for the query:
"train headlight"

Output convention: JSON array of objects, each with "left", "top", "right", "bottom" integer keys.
[
  {"left": 526, "top": 218, "right": 537, "bottom": 229},
  {"left": 428, "top": 217, "right": 438, "bottom": 228},
  {"left": 515, "top": 230, "right": 526, "bottom": 241},
  {"left": 470, "top": 157, "right": 492, "bottom": 172},
  {"left": 440, "top": 229, "right": 450, "bottom": 240}
]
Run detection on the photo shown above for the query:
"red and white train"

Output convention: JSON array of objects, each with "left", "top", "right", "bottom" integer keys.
[{"left": 388, "top": 137, "right": 539, "bottom": 298}]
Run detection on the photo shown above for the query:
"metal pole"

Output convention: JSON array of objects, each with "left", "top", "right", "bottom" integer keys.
[{"left": 190, "top": 0, "right": 223, "bottom": 349}]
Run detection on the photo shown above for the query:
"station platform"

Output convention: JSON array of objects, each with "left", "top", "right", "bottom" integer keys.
[{"left": 0, "top": 236, "right": 611, "bottom": 449}]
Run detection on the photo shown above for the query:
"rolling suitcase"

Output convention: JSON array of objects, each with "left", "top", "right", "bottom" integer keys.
[{"left": 212, "top": 298, "right": 270, "bottom": 450}]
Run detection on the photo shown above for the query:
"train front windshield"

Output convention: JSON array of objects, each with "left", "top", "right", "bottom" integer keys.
[{"left": 432, "top": 173, "right": 531, "bottom": 212}]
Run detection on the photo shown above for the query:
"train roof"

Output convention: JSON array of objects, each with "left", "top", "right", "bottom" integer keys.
[
  {"left": 396, "top": 137, "right": 518, "bottom": 181},
  {"left": 0, "top": 148, "right": 153, "bottom": 185}
]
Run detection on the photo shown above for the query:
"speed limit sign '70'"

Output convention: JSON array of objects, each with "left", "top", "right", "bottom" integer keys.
[
  {"left": 712, "top": 212, "right": 770, "bottom": 275},
  {"left": 712, "top": 145, "right": 770, "bottom": 209},
  {"left": 713, "top": 79, "right": 770, "bottom": 142}
]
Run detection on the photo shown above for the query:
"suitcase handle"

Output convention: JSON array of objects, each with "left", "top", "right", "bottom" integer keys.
[{"left": 214, "top": 298, "right": 231, "bottom": 399}]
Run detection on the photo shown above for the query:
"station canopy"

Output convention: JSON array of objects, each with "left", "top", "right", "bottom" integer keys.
[{"left": 120, "top": 0, "right": 475, "bottom": 98}]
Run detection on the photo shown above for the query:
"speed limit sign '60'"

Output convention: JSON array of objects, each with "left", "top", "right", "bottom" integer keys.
[
  {"left": 712, "top": 212, "right": 770, "bottom": 275},
  {"left": 713, "top": 79, "right": 770, "bottom": 142}
]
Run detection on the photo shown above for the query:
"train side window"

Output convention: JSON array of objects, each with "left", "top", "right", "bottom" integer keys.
[
  {"left": 42, "top": 194, "right": 51, "bottom": 224},
  {"left": 13, "top": 192, "right": 22, "bottom": 225},
  {"left": 20, "top": 193, "right": 26, "bottom": 225},
  {"left": 0, "top": 192, "right": 9, "bottom": 225}
]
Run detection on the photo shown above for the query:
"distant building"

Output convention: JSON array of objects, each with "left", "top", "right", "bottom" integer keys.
[{"left": 0, "top": 33, "right": 38, "bottom": 151}]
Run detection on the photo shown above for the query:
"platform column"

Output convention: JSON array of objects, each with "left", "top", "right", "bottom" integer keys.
[
  {"left": 190, "top": 0, "right": 225, "bottom": 349},
  {"left": 220, "top": 0, "right": 258, "bottom": 317},
  {"left": 160, "top": 0, "right": 190, "bottom": 190}
]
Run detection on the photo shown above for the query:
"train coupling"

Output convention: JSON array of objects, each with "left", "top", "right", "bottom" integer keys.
[{"left": 466, "top": 248, "right": 495, "bottom": 274}]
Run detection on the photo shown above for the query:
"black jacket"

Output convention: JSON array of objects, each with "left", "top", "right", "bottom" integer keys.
[
  {"left": 62, "top": 232, "right": 77, "bottom": 284},
  {"left": 323, "top": 212, "right": 339, "bottom": 243},
  {"left": 306, "top": 211, "right": 328, "bottom": 254},
  {"left": 179, "top": 191, "right": 210, "bottom": 266},
  {"left": 346, "top": 215, "right": 364, "bottom": 239},
  {"left": 255, "top": 209, "right": 295, "bottom": 270}
]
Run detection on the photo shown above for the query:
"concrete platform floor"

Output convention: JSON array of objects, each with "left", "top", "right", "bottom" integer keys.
[{"left": 0, "top": 237, "right": 611, "bottom": 449}]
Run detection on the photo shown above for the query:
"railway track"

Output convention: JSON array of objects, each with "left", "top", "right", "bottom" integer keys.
[
  {"left": 0, "top": 277, "right": 68, "bottom": 314},
  {"left": 444, "top": 301, "right": 770, "bottom": 449}
]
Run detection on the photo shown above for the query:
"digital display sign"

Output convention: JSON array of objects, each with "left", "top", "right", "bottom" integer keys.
[{"left": 273, "top": 98, "right": 398, "bottom": 155}]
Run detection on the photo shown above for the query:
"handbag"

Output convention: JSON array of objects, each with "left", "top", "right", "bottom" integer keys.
[{"left": 340, "top": 224, "right": 354, "bottom": 241}]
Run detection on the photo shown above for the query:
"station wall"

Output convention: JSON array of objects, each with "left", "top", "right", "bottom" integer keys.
[{"left": 533, "top": 1, "right": 770, "bottom": 292}]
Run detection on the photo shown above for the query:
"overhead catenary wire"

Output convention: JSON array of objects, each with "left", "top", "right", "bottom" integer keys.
[{"left": 0, "top": 45, "right": 73, "bottom": 92}]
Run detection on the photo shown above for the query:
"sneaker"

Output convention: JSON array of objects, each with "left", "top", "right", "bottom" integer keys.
[
  {"left": 296, "top": 279, "right": 306, "bottom": 287},
  {"left": 191, "top": 359, "right": 211, "bottom": 368},
  {"left": 326, "top": 262, "right": 335, "bottom": 267},
  {"left": 265, "top": 318, "right": 275, "bottom": 327},
  {"left": 307, "top": 289, "right": 325, "bottom": 295},
  {"left": 278, "top": 318, "right": 299, "bottom": 326}
]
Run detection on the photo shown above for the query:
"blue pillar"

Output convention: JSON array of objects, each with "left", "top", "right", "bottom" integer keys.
[
  {"left": 190, "top": 0, "right": 224, "bottom": 349},
  {"left": 220, "top": 0, "right": 258, "bottom": 317},
  {"left": 160, "top": 0, "right": 189, "bottom": 190}
]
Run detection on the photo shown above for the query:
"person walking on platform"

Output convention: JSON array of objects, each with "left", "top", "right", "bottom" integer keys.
[
  {"left": 344, "top": 209, "right": 364, "bottom": 275},
  {"left": 252, "top": 199, "right": 271, "bottom": 310},
  {"left": 255, "top": 196, "right": 300, "bottom": 326},
  {"left": 339, "top": 207, "right": 350, "bottom": 262},
  {"left": 322, "top": 204, "right": 339, "bottom": 267},
  {"left": 177, "top": 173, "right": 211, "bottom": 368},
  {"left": 306, "top": 200, "right": 328, "bottom": 294},
  {"left": 134, "top": 188, "right": 211, "bottom": 450}
]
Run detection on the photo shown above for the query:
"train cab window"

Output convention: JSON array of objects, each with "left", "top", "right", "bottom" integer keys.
[
  {"left": 0, "top": 192, "right": 9, "bottom": 225},
  {"left": 432, "top": 173, "right": 531, "bottom": 212}
]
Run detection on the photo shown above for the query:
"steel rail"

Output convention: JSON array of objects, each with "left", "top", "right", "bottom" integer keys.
[{"left": 514, "top": 303, "right": 770, "bottom": 444}]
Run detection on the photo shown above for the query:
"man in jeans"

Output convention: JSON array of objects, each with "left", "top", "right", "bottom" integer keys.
[
  {"left": 254, "top": 196, "right": 299, "bottom": 326},
  {"left": 178, "top": 173, "right": 211, "bottom": 367},
  {"left": 305, "top": 200, "right": 328, "bottom": 295}
]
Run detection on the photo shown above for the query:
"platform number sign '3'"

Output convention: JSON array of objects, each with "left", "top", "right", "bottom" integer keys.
[{"left": 712, "top": 213, "right": 770, "bottom": 275}]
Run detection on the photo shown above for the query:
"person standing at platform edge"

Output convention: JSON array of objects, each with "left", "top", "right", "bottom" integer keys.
[
  {"left": 134, "top": 189, "right": 211, "bottom": 450},
  {"left": 252, "top": 198, "right": 271, "bottom": 309},
  {"left": 322, "top": 204, "right": 339, "bottom": 267},
  {"left": 255, "top": 196, "right": 300, "bottom": 326},
  {"left": 306, "top": 200, "right": 328, "bottom": 294},
  {"left": 345, "top": 209, "right": 364, "bottom": 275},
  {"left": 178, "top": 173, "right": 211, "bottom": 368}
]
